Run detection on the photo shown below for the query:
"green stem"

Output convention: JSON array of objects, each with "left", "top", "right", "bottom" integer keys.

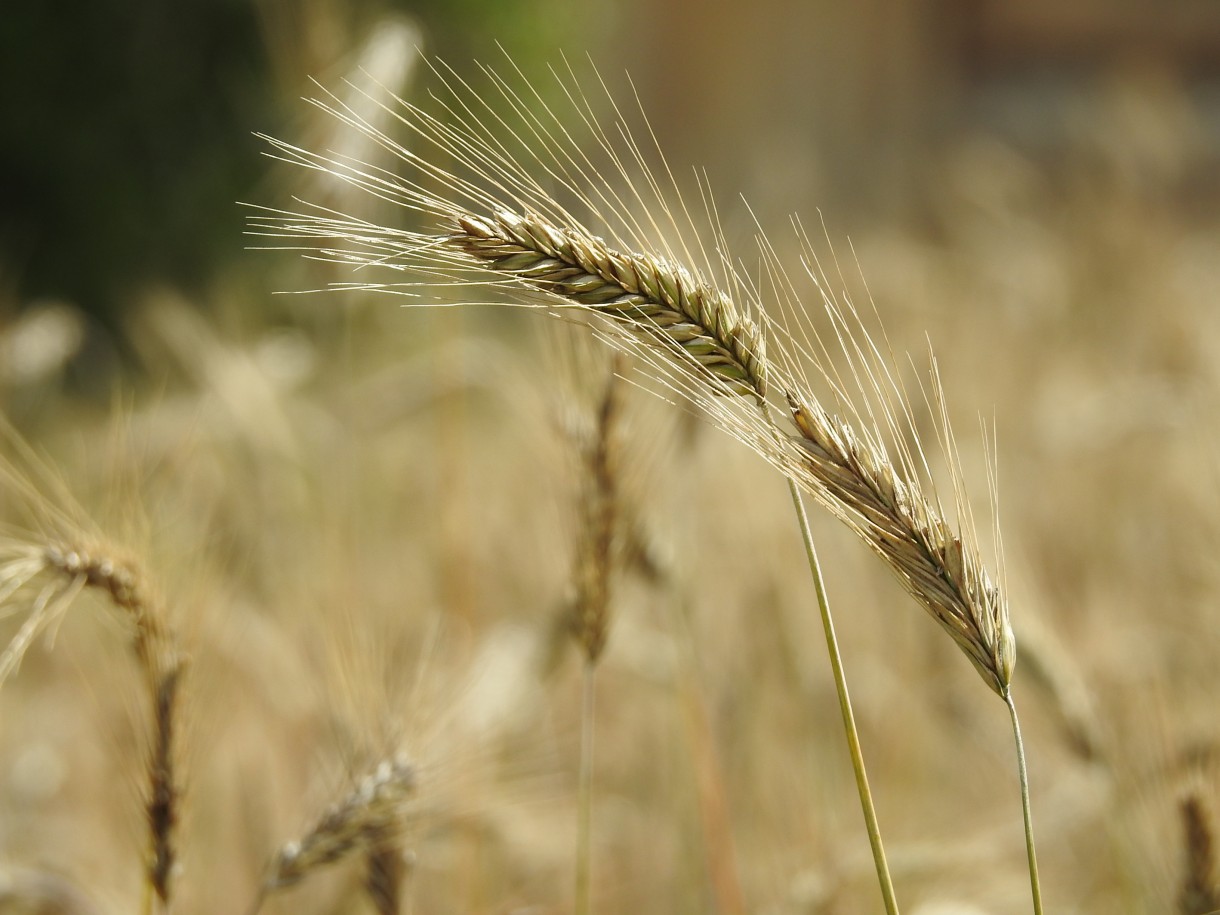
[
  {"left": 575, "top": 662, "right": 596, "bottom": 915},
  {"left": 1005, "top": 690, "right": 1044, "bottom": 915},
  {"left": 783, "top": 477, "right": 899, "bottom": 914}
]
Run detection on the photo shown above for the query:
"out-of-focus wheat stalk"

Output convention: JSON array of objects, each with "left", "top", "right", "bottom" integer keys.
[
  {"left": 250, "top": 57, "right": 1041, "bottom": 912},
  {"left": 0, "top": 449, "right": 185, "bottom": 914},
  {"left": 568, "top": 353, "right": 627, "bottom": 667},
  {"left": 563, "top": 353, "right": 626, "bottom": 915},
  {"left": 1179, "top": 794, "right": 1220, "bottom": 915}
]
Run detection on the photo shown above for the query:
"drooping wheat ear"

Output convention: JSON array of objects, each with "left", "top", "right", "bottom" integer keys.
[
  {"left": 785, "top": 392, "right": 1014, "bottom": 697},
  {"left": 252, "top": 64, "right": 1010, "bottom": 697},
  {"left": 262, "top": 756, "right": 416, "bottom": 895},
  {"left": 452, "top": 210, "right": 766, "bottom": 402},
  {"left": 1179, "top": 794, "right": 1220, "bottom": 915},
  {"left": 1, "top": 539, "right": 184, "bottom": 910}
]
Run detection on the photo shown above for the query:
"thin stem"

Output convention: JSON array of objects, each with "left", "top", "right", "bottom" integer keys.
[
  {"left": 1005, "top": 690, "right": 1044, "bottom": 915},
  {"left": 575, "top": 662, "right": 597, "bottom": 915},
  {"left": 784, "top": 477, "right": 899, "bottom": 914}
]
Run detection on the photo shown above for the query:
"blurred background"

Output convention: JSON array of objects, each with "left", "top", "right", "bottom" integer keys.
[{"left": 3, "top": 2, "right": 1220, "bottom": 914}]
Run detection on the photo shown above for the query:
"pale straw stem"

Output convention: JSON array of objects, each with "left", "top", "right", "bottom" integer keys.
[
  {"left": 784, "top": 477, "right": 899, "bottom": 915},
  {"left": 1005, "top": 690, "right": 1043, "bottom": 915},
  {"left": 575, "top": 663, "right": 596, "bottom": 915}
]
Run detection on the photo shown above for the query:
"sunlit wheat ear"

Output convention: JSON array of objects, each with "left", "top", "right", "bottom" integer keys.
[
  {"left": 450, "top": 210, "right": 766, "bottom": 401},
  {"left": 251, "top": 61, "right": 1010, "bottom": 694},
  {"left": 261, "top": 755, "right": 416, "bottom": 897},
  {"left": 783, "top": 387, "right": 1014, "bottom": 696}
]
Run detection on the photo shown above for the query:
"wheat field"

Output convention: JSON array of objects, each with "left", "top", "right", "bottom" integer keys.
[{"left": 3, "top": 14, "right": 1220, "bottom": 915}]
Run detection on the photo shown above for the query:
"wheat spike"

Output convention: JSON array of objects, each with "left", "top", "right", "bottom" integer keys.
[
  {"left": 264, "top": 755, "right": 416, "bottom": 893},
  {"left": 250, "top": 58, "right": 1013, "bottom": 697},
  {"left": 786, "top": 391, "right": 1014, "bottom": 696},
  {"left": 452, "top": 210, "right": 765, "bottom": 401}
]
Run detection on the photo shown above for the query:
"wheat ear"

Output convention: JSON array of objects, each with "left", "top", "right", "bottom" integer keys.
[
  {"left": 453, "top": 211, "right": 766, "bottom": 402},
  {"left": 1, "top": 538, "right": 184, "bottom": 913},
  {"left": 568, "top": 353, "right": 627, "bottom": 665},
  {"left": 258, "top": 756, "right": 416, "bottom": 902},
  {"left": 250, "top": 63, "right": 1014, "bottom": 702}
]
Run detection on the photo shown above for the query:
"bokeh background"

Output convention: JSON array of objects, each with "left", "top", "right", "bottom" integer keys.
[{"left": 3, "top": 2, "right": 1220, "bottom": 913}]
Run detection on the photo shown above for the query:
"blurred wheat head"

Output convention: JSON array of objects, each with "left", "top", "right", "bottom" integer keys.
[
  {"left": 250, "top": 56, "right": 1015, "bottom": 700},
  {"left": 0, "top": 427, "right": 184, "bottom": 910}
]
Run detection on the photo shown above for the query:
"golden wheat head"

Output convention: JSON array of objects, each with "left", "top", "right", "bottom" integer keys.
[{"left": 250, "top": 56, "right": 1014, "bottom": 696}]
